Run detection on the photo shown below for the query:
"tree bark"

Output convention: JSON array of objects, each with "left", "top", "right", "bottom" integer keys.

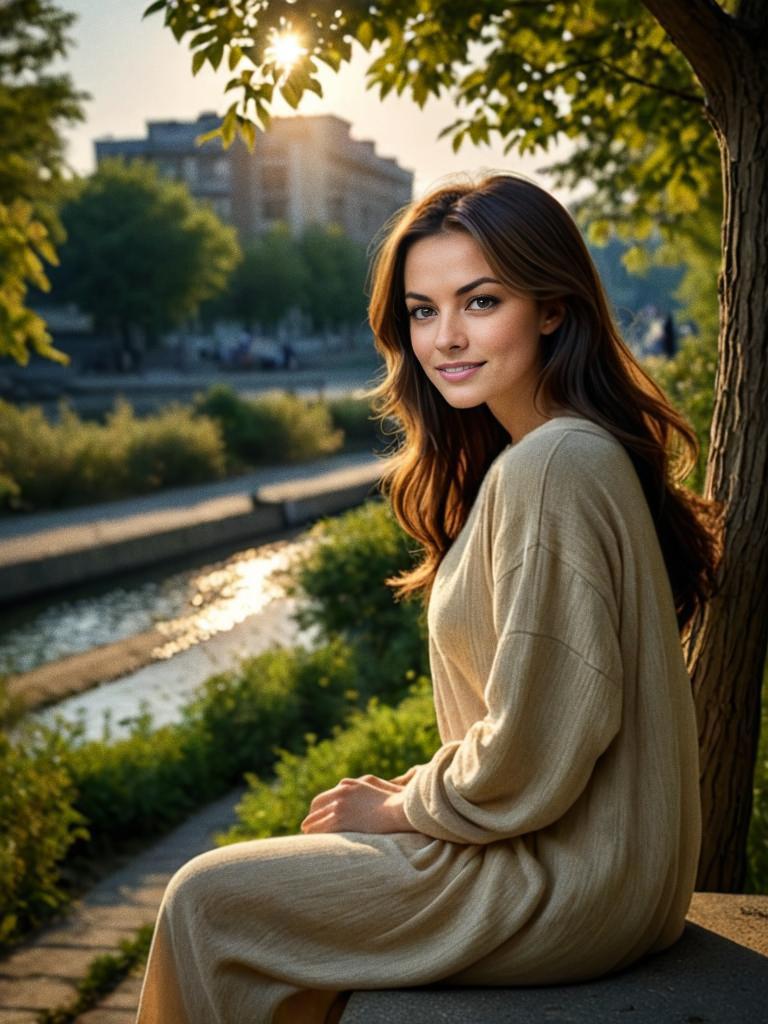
[
  {"left": 690, "top": 49, "right": 768, "bottom": 891},
  {"left": 645, "top": 0, "right": 768, "bottom": 891}
]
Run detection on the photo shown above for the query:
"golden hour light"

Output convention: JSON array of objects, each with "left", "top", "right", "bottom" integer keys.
[{"left": 264, "top": 29, "right": 307, "bottom": 72}]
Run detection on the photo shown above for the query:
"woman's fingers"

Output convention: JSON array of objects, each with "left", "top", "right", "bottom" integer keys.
[{"left": 353, "top": 774, "right": 404, "bottom": 792}]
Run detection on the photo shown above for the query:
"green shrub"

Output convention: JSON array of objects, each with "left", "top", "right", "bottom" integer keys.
[
  {"left": 326, "top": 395, "right": 383, "bottom": 449},
  {"left": 221, "top": 675, "right": 438, "bottom": 844},
  {"left": 642, "top": 332, "right": 717, "bottom": 494},
  {"left": 193, "top": 384, "right": 343, "bottom": 468},
  {"left": 286, "top": 500, "right": 428, "bottom": 694},
  {"left": 746, "top": 659, "right": 768, "bottom": 894},
  {"left": 63, "top": 638, "right": 397, "bottom": 852},
  {"left": 115, "top": 399, "right": 227, "bottom": 491},
  {"left": 0, "top": 396, "right": 227, "bottom": 512},
  {"left": 0, "top": 724, "right": 87, "bottom": 948}
]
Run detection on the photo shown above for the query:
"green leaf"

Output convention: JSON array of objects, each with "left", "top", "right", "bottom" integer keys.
[
  {"left": 192, "top": 50, "right": 206, "bottom": 76},
  {"left": 142, "top": 0, "right": 165, "bottom": 18},
  {"left": 357, "top": 20, "right": 374, "bottom": 49},
  {"left": 195, "top": 127, "right": 223, "bottom": 146},
  {"left": 238, "top": 118, "right": 256, "bottom": 151},
  {"left": 281, "top": 77, "right": 301, "bottom": 109},
  {"left": 209, "top": 43, "right": 225, "bottom": 71},
  {"left": 221, "top": 105, "right": 238, "bottom": 148}
]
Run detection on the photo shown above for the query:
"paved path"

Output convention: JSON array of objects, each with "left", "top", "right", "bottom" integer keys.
[
  {"left": 0, "top": 788, "right": 244, "bottom": 1024},
  {"left": 0, "top": 450, "right": 386, "bottom": 605},
  {"left": 0, "top": 450, "right": 379, "bottom": 546}
]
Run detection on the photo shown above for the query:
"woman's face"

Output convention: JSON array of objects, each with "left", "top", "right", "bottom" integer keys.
[{"left": 403, "top": 230, "right": 564, "bottom": 437}]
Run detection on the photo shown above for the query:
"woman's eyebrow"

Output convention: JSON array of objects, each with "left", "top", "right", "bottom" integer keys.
[{"left": 404, "top": 276, "right": 503, "bottom": 302}]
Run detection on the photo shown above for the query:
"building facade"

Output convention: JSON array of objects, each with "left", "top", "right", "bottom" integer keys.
[{"left": 95, "top": 112, "right": 413, "bottom": 245}]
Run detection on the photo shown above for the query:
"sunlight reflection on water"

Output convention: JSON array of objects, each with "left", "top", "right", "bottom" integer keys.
[{"left": 0, "top": 538, "right": 312, "bottom": 675}]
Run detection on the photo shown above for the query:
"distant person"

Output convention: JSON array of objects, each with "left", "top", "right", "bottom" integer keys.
[
  {"left": 281, "top": 340, "right": 298, "bottom": 369},
  {"left": 135, "top": 172, "right": 722, "bottom": 1024},
  {"left": 661, "top": 311, "right": 679, "bottom": 359}
]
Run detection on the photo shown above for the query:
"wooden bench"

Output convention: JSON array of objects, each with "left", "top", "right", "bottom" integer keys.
[{"left": 340, "top": 892, "right": 768, "bottom": 1023}]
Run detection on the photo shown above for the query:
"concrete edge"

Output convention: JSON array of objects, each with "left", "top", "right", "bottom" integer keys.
[{"left": 0, "top": 468, "right": 383, "bottom": 604}]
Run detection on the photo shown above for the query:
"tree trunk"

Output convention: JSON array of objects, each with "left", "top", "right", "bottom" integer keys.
[{"left": 683, "top": 39, "right": 768, "bottom": 892}]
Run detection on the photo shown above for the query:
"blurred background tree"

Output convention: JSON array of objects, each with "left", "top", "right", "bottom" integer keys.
[
  {"left": 205, "top": 222, "right": 306, "bottom": 334},
  {"left": 295, "top": 224, "right": 368, "bottom": 345},
  {"left": 0, "top": 0, "right": 86, "bottom": 366},
  {"left": 50, "top": 159, "right": 240, "bottom": 371}
]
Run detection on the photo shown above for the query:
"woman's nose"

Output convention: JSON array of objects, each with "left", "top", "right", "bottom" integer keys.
[{"left": 434, "top": 309, "right": 468, "bottom": 351}]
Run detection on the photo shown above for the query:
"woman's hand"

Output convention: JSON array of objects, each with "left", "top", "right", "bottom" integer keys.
[
  {"left": 388, "top": 764, "right": 422, "bottom": 787},
  {"left": 300, "top": 774, "right": 418, "bottom": 835}
]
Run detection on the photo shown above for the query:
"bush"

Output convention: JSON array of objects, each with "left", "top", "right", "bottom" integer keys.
[
  {"left": 193, "top": 384, "right": 343, "bottom": 469},
  {"left": 0, "top": 396, "right": 227, "bottom": 511},
  {"left": 221, "top": 675, "right": 438, "bottom": 844},
  {"left": 746, "top": 659, "right": 768, "bottom": 894},
  {"left": 62, "top": 639, "right": 363, "bottom": 850},
  {"left": 0, "top": 723, "right": 87, "bottom": 947},
  {"left": 326, "top": 395, "right": 383, "bottom": 449},
  {"left": 642, "top": 332, "right": 717, "bottom": 494},
  {"left": 286, "top": 500, "right": 429, "bottom": 694}
]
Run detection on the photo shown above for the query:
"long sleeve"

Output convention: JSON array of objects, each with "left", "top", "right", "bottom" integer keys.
[{"left": 402, "top": 439, "right": 626, "bottom": 845}]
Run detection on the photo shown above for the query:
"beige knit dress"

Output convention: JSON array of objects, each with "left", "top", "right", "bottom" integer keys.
[{"left": 135, "top": 414, "right": 702, "bottom": 1024}]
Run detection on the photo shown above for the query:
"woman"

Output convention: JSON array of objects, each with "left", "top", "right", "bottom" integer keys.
[{"left": 136, "top": 172, "right": 722, "bottom": 1024}]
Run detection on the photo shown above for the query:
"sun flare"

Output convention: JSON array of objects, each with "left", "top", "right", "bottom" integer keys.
[{"left": 265, "top": 30, "right": 307, "bottom": 72}]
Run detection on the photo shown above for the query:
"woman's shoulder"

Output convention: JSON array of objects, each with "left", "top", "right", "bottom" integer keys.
[
  {"left": 492, "top": 415, "right": 634, "bottom": 495},
  {"left": 487, "top": 414, "right": 647, "bottom": 550}
]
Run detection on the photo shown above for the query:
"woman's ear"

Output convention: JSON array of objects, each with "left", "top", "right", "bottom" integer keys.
[{"left": 540, "top": 300, "right": 566, "bottom": 335}]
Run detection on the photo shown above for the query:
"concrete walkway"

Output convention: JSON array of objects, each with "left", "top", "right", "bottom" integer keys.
[
  {"left": 0, "top": 788, "right": 245, "bottom": 1024},
  {"left": 0, "top": 450, "right": 387, "bottom": 603}
]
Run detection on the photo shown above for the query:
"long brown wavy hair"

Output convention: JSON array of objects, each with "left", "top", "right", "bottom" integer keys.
[{"left": 364, "top": 171, "right": 722, "bottom": 638}]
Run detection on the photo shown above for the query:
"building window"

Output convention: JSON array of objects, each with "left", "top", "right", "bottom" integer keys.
[
  {"left": 211, "top": 197, "right": 232, "bottom": 220},
  {"left": 263, "top": 163, "right": 288, "bottom": 191},
  {"left": 263, "top": 197, "right": 288, "bottom": 220},
  {"left": 212, "top": 157, "right": 230, "bottom": 182},
  {"left": 182, "top": 156, "right": 198, "bottom": 184},
  {"left": 156, "top": 159, "right": 178, "bottom": 180}
]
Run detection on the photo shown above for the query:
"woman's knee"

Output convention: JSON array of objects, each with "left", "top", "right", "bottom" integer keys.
[{"left": 161, "top": 846, "right": 234, "bottom": 925}]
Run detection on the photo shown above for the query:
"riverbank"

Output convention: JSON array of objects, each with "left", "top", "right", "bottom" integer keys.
[{"left": 2, "top": 450, "right": 386, "bottom": 713}]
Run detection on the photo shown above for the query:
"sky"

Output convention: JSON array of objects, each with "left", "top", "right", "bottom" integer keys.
[{"left": 57, "top": 0, "right": 573, "bottom": 202}]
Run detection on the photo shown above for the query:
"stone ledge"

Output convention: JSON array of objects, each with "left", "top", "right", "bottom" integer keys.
[{"left": 340, "top": 893, "right": 768, "bottom": 1024}]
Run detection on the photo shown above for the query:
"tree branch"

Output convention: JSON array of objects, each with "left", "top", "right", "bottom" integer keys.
[
  {"left": 640, "top": 0, "right": 736, "bottom": 102},
  {"left": 593, "top": 56, "right": 704, "bottom": 106}
]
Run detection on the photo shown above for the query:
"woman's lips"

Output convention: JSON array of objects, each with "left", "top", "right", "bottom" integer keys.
[{"left": 435, "top": 362, "right": 485, "bottom": 381}]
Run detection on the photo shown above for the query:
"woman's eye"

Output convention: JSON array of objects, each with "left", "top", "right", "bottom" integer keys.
[
  {"left": 468, "top": 295, "right": 498, "bottom": 310},
  {"left": 408, "top": 306, "right": 433, "bottom": 320}
]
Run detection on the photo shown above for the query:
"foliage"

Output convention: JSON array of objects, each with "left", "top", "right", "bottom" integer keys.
[
  {"left": 37, "top": 923, "right": 154, "bottom": 1024},
  {"left": 61, "top": 636, "right": 404, "bottom": 851},
  {"left": 286, "top": 500, "right": 428, "bottom": 692},
  {"left": 144, "top": 1, "right": 718, "bottom": 258},
  {"left": 221, "top": 675, "right": 438, "bottom": 844},
  {"left": 326, "top": 395, "right": 385, "bottom": 449},
  {"left": 192, "top": 383, "right": 343, "bottom": 469},
  {"left": 642, "top": 332, "right": 717, "bottom": 494},
  {"left": 587, "top": 234, "right": 685, "bottom": 332},
  {"left": 746, "top": 659, "right": 768, "bottom": 895},
  {"left": 205, "top": 222, "right": 307, "bottom": 331},
  {"left": 0, "top": 723, "right": 87, "bottom": 948},
  {"left": 295, "top": 223, "right": 369, "bottom": 334},
  {"left": 0, "top": 396, "right": 227, "bottom": 512},
  {"left": 0, "top": 199, "right": 68, "bottom": 367},
  {"left": 50, "top": 159, "right": 240, "bottom": 347},
  {"left": 0, "top": 0, "right": 86, "bottom": 364}
]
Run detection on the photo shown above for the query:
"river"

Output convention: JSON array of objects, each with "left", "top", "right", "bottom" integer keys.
[{"left": 2, "top": 534, "right": 318, "bottom": 742}]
